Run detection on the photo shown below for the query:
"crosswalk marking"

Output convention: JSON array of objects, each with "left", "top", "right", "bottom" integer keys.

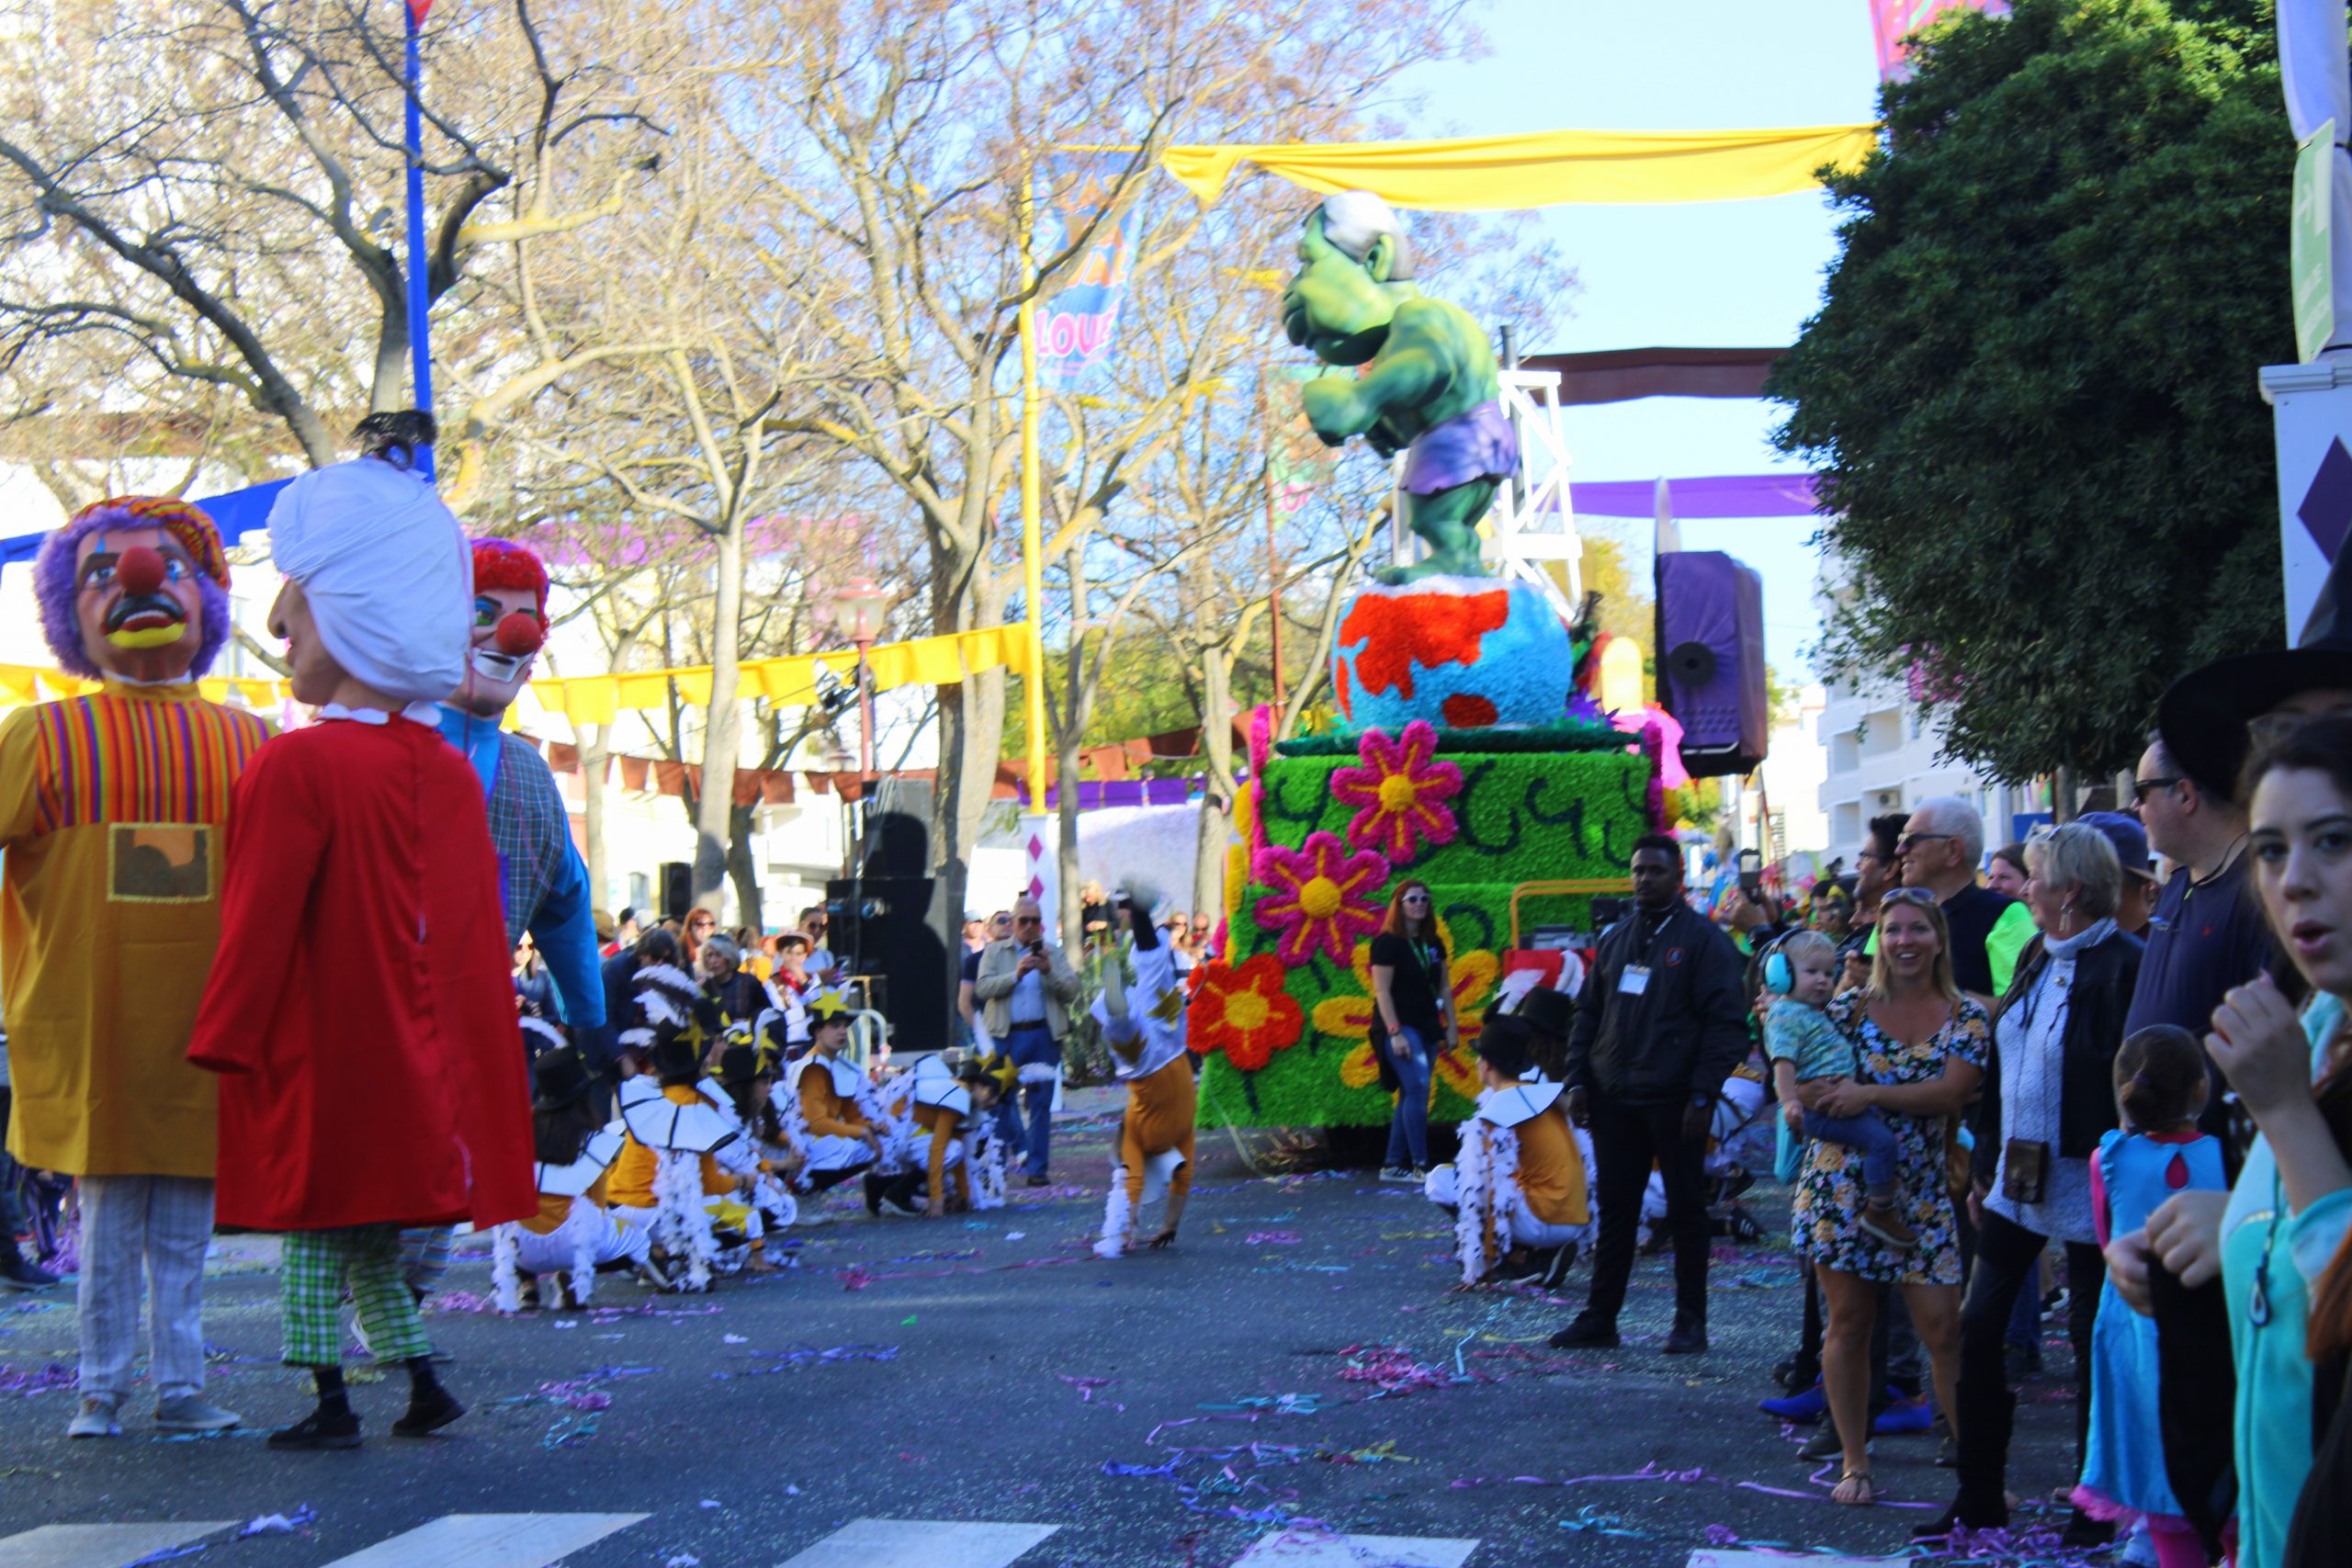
[
  {"left": 1688, "top": 1553, "right": 1910, "bottom": 1568},
  {"left": 0, "top": 1522, "right": 235, "bottom": 1568},
  {"left": 317, "top": 1512, "right": 649, "bottom": 1567},
  {"left": 774, "top": 1517, "right": 1061, "bottom": 1568},
  {"left": 1230, "top": 1530, "right": 1480, "bottom": 1568}
]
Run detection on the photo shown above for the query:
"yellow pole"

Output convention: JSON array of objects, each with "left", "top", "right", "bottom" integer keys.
[{"left": 1018, "top": 211, "right": 1048, "bottom": 813}]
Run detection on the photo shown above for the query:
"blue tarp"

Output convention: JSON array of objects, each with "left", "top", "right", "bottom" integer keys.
[{"left": 0, "top": 476, "right": 290, "bottom": 568}]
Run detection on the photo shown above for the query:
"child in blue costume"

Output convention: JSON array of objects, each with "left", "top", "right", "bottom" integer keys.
[{"left": 2075, "top": 1025, "right": 2227, "bottom": 1568}]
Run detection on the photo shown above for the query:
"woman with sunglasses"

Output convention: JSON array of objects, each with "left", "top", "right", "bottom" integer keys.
[
  {"left": 1926, "top": 822, "right": 2141, "bottom": 1541},
  {"left": 2107, "top": 716, "right": 2352, "bottom": 1568},
  {"left": 681, "top": 907, "right": 717, "bottom": 970},
  {"left": 1796, "top": 886, "right": 1985, "bottom": 1507},
  {"left": 1373, "top": 881, "right": 1453, "bottom": 1183}
]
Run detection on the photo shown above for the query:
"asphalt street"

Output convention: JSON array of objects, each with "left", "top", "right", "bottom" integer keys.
[{"left": 0, "top": 1092, "right": 2080, "bottom": 1567}]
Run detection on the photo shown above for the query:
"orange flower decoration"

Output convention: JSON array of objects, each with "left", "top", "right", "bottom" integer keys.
[
  {"left": 1317, "top": 931, "right": 1499, "bottom": 1101},
  {"left": 1189, "top": 953, "right": 1305, "bottom": 1072}
]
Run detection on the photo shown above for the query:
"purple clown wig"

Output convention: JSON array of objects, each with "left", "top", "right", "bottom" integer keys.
[{"left": 32, "top": 496, "right": 233, "bottom": 681}]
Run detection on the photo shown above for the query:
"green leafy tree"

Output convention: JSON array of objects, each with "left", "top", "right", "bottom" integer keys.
[{"left": 1770, "top": 0, "right": 2292, "bottom": 782}]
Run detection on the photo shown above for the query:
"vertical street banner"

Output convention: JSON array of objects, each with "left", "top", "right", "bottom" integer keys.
[
  {"left": 1033, "top": 152, "right": 1144, "bottom": 389},
  {"left": 1870, "top": 0, "right": 2008, "bottom": 81}
]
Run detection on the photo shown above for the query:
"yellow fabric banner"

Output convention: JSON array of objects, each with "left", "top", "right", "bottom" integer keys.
[
  {"left": 0, "top": 622, "right": 1034, "bottom": 725},
  {"left": 1158, "top": 124, "right": 1879, "bottom": 209}
]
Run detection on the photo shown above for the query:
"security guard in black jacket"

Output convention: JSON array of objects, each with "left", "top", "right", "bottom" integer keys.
[{"left": 1552, "top": 832, "right": 1750, "bottom": 1355}]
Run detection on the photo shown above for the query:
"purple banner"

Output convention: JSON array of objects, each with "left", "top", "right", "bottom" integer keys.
[{"left": 1558, "top": 473, "right": 1823, "bottom": 521}]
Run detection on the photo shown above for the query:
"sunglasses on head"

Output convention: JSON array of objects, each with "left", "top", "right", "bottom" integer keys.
[{"left": 1880, "top": 886, "right": 1938, "bottom": 908}]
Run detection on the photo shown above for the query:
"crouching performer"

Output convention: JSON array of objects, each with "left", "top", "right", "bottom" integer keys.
[
  {"left": 493, "top": 1044, "right": 667, "bottom": 1311},
  {"left": 1428, "top": 1014, "right": 1597, "bottom": 1290},
  {"left": 1093, "top": 887, "right": 1196, "bottom": 1258}
]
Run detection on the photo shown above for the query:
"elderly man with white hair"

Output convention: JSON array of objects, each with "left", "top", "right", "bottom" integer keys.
[{"left": 1896, "top": 795, "right": 2038, "bottom": 1005}]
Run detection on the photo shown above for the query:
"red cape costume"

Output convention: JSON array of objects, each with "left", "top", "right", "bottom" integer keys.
[{"left": 188, "top": 716, "right": 533, "bottom": 1231}]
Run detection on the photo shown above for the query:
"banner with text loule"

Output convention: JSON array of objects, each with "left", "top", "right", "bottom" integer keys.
[{"left": 1033, "top": 152, "right": 1145, "bottom": 389}]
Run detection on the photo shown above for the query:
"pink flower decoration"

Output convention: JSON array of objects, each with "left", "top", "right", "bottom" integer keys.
[
  {"left": 1330, "top": 721, "right": 1463, "bottom": 865},
  {"left": 1251, "top": 830, "right": 1390, "bottom": 967}
]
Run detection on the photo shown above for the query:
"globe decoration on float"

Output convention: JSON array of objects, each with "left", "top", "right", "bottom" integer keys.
[{"left": 1332, "top": 572, "right": 1573, "bottom": 733}]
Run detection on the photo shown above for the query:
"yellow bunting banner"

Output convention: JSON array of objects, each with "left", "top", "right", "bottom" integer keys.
[
  {"left": 1154, "top": 124, "right": 1880, "bottom": 210},
  {"left": 0, "top": 623, "right": 1034, "bottom": 725}
]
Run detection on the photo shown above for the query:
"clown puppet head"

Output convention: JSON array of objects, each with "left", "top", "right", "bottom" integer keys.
[
  {"left": 450, "top": 538, "right": 549, "bottom": 717},
  {"left": 34, "top": 496, "right": 232, "bottom": 685}
]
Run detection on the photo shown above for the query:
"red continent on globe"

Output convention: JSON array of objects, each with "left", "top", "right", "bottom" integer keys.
[
  {"left": 1440, "top": 694, "right": 1498, "bottom": 728},
  {"left": 1338, "top": 589, "right": 1510, "bottom": 706}
]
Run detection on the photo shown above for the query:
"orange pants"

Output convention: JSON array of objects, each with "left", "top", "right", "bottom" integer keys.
[{"left": 1119, "top": 1055, "right": 1196, "bottom": 1207}]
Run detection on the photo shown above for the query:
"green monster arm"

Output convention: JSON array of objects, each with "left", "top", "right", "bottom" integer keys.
[{"left": 1301, "top": 302, "right": 1491, "bottom": 446}]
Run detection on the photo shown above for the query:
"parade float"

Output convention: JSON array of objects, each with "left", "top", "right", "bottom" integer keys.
[{"left": 1189, "top": 191, "right": 1660, "bottom": 1129}]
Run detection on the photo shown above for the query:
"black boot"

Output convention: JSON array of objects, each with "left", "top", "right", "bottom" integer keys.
[
  {"left": 1916, "top": 1386, "right": 2014, "bottom": 1538},
  {"left": 862, "top": 1170, "right": 888, "bottom": 1216},
  {"left": 879, "top": 1170, "right": 924, "bottom": 1216},
  {"left": 1662, "top": 1311, "right": 1709, "bottom": 1355},
  {"left": 391, "top": 1358, "right": 465, "bottom": 1438},
  {"left": 270, "top": 1367, "right": 361, "bottom": 1450}
]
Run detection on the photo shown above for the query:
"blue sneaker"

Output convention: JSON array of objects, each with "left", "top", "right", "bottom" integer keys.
[
  {"left": 1872, "top": 1392, "right": 1936, "bottom": 1435},
  {"left": 1758, "top": 1381, "right": 1826, "bottom": 1423}
]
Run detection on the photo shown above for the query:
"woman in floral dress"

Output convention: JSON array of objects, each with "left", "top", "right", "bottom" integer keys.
[{"left": 1792, "top": 888, "right": 1990, "bottom": 1506}]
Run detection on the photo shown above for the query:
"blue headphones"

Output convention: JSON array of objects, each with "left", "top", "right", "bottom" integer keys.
[{"left": 1762, "top": 941, "right": 1794, "bottom": 997}]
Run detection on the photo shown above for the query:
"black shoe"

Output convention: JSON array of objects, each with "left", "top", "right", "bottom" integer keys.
[
  {"left": 2059, "top": 1512, "right": 2114, "bottom": 1550},
  {"left": 1536, "top": 1243, "right": 1578, "bottom": 1290},
  {"left": 1025, "top": 1173, "right": 1051, "bottom": 1188},
  {"left": 1494, "top": 1248, "right": 1542, "bottom": 1281},
  {"left": 391, "top": 1383, "right": 465, "bottom": 1438},
  {"left": 880, "top": 1171, "right": 924, "bottom": 1215},
  {"left": 1547, "top": 1314, "right": 1620, "bottom": 1350},
  {"left": 0, "top": 1251, "right": 58, "bottom": 1291},
  {"left": 1910, "top": 1506, "right": 1962, "bottom": 1542},
  {"left": 1798, "top": 1425, "right": 1843, "bottom": 1461},
  {"left": 862, "top": 1171, "right": 888, "bottom": 1216},
  {"left": 268, "top": 1408, "right": 361, "bottom": 1450},
  {"left": 1662, "top": 1321, "right": 1709, "bottom": 1355}
]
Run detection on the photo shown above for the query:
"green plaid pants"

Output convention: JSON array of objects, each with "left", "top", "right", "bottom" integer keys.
[{"left": 280, "top": 1224, "right": 432, "bottom": 1368}]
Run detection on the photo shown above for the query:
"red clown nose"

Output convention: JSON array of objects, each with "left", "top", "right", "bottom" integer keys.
[
  {"left": 115, "top": 546, "right": 167, "bottom": 597},
  {"left": 494, "top": 612, "right": 545, "bottom": 657}
]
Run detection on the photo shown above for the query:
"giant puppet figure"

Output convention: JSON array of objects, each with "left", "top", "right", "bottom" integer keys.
[
  {"left": 4, "top": 496, "right": 269, "bottom": 1438},
  {"left": 436, "top": 537, "right": 604, "bottom": 1030},
  {"left": 1282, "top": 190, "right": 1513, "bottom": 585},
  {"left": 187, "top": 448, "right": 535, "bottom": 1450}
]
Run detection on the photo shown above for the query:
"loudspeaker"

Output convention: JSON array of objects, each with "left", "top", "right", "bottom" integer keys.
[
  {"left": 823, "top": 874, "right": 955, "bottom": 1051},
  {"left": 1655, "top": 549, "right": 1769, "bottom": 777},
  {"left": 861, "top": 775, "right": 933, "bottom": 880},
  {"left": 659, "top": 861, "right": 692, "bottom": 921}
]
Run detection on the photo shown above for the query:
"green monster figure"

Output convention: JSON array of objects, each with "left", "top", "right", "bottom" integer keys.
[{"left": 1282, "top": 190, "right": 1517, "bottom": 584}]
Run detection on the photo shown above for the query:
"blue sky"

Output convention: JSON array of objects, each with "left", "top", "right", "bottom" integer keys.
[{"left": 1398, "top": 0, "right": 1885, "bottom": 675}]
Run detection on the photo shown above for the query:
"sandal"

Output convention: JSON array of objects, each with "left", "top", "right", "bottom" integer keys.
[{"left": 1832, "top": 1469, "right": 1876, "bottom": 1506}]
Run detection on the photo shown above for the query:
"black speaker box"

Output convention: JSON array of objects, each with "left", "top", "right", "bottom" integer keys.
[
  {"left": 823, "top": 874, "right": 956, "bottom": 1051},
  {"left": 1655, "top": 549, "right": 1769, "bottom": 778},
  {"left": 659, "top": 861, "right": 692, "bottom": 921}
]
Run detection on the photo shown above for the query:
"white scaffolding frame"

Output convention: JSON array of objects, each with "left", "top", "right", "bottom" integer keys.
[{"left": 1385, "top": 367, "right": 1582, "bottom": 617}]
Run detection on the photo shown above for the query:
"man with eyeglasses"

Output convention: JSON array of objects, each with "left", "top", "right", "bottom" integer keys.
[
  {"left": 1895, "top": 795, "right": 2034, "bottom": 1007},
  {"left": 973, "top": 898, "right": 1080, "bottom": 1186},
  {"left": 1551, "top": 833, "right": 1748, "bottom": 1355}
]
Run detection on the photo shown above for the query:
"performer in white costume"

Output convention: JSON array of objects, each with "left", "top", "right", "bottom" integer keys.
[
  {"left": 1427, "top": 1013, "right": 1598, "bottom": 1288},
  {"left": 1092, "top": 886, "right": 1197, "bottom": 1259}
]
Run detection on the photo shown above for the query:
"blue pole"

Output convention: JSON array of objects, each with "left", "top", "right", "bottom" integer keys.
[{"left": 402, "top": 1, "right": 435, "bottom": 479}]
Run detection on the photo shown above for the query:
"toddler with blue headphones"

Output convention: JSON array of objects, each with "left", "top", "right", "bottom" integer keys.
[{"left": 1763, "top": 930, "right": 1917, "bottom": 1250}]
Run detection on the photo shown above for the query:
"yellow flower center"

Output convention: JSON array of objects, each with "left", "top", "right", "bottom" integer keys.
[
  {"left": 1298, "top": 875, "right": 1343, "bottom": 920},
  {"left": 1376, "top": 773, "right": 1418, "bottom": 813},
  {"left": 1225, "top": 989, "right": 1271, "bottom": 1031}
]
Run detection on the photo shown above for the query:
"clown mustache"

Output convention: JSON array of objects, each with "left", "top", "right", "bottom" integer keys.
[{"left": 103, "top": 592, "right": 186, "bottom": 636}]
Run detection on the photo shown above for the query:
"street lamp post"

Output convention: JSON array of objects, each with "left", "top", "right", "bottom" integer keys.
[{"left": 830, "top": 578, "right": 889, "bottom": 779}]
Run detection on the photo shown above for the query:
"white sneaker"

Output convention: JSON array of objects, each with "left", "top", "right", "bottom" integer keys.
[
  {"left": 67, "top": 1395, "right": 120, "bottom": 1438},
  {"left": 1377, "top": 1166, "right": 1419, "bottom": 1183},
  {"left": 154, "top": 1394, "right": 241, "bottom": 1433}
]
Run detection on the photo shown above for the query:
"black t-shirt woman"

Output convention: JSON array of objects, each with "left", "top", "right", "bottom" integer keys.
[{"left": 1373, "top": 880, "right": 1453, "bottom": 1181}]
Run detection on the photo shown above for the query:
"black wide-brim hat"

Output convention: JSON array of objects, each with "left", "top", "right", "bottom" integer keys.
[
  {"left": 530, "top": 1045, "right": 595, "bottom": 1111},
  {"left": 1476, "top": 1014, "right": 1536, "bottom": 1081},
  {"left": 2157, "top": 541, "right": 2352, "bottom": 798},
  {"left": 1514, "top": 984, "right": 1574, "bottom": 1039}
]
